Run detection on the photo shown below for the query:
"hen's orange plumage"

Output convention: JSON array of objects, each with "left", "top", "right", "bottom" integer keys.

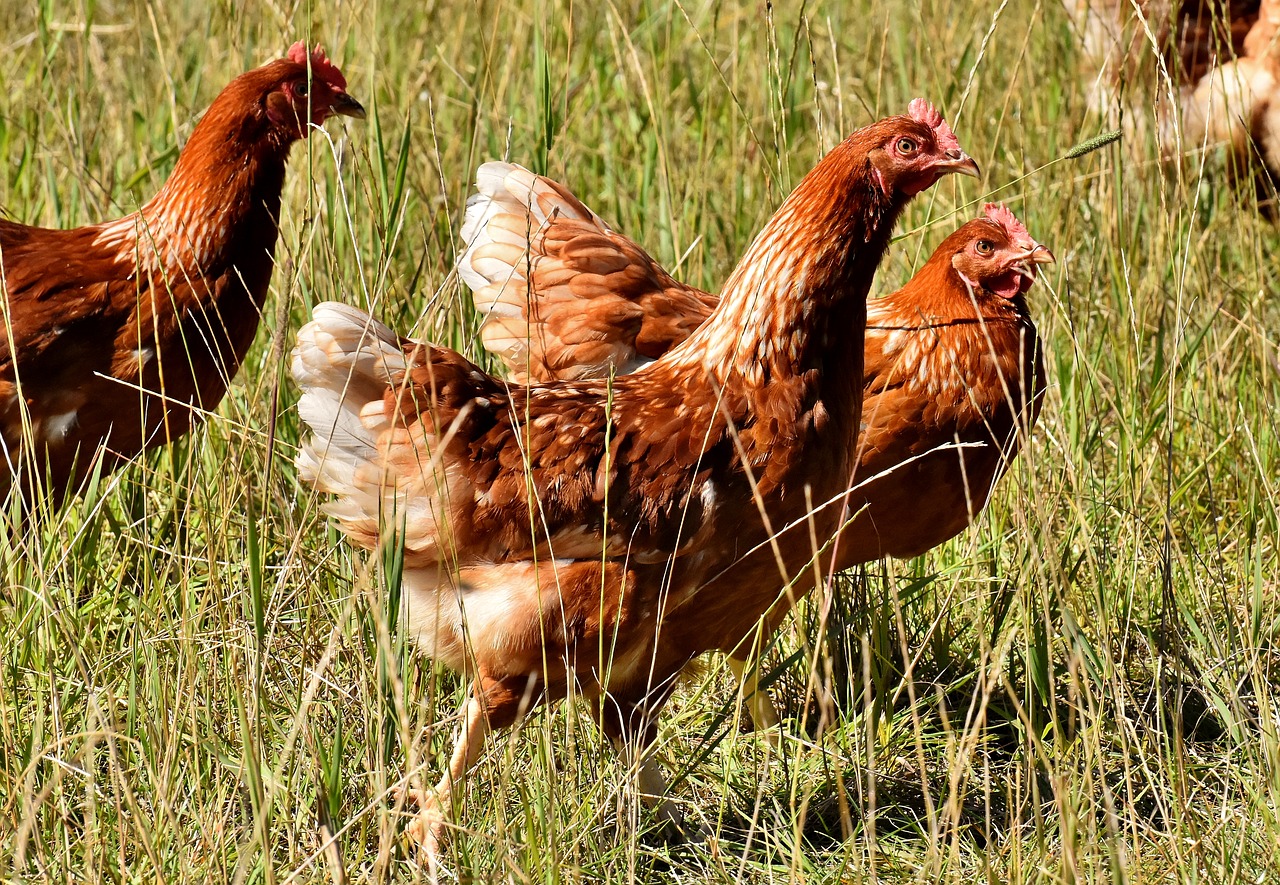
[
  {"left": 292, "top": 101, "right": 978, "bottom": 857},
  {"left": 461, "top": 176, "right": 1051, "bottom": 730},
  {"left": 0, "top": 42, "right": 363, "bottom": 505},
  {"left": 459, "top": 165, "right": 719, "bottom": 382},
  {"left": 463, "top": 169, "right": 1049, "bottom": 562},
  {"left": 842, "top": 204, "right": 1050, "bottom": 560}
]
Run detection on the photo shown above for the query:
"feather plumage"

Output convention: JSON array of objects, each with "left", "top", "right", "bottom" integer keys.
[
  {"left": 460, "top": 173, "right": 1049, "bottom": 567},
  {"left": 460, "top": 161, "right": 717, "bottom": 381},
  {"left": 293, "top": 103, "right": 979, "bottom": 856},
  {"left": 456, "top": 176, "right": 1051, "bottom": 734}
]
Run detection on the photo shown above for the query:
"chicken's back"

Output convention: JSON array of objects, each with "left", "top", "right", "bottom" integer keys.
[{"left": 0, "top": 221, "right": 131, "bottom": 495}]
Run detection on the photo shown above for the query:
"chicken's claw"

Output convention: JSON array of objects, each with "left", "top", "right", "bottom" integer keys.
[{"left": 392, "top": 784, "right": 447, "bottom": 879}]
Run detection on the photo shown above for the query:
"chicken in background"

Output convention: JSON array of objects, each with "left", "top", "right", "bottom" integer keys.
[
  {"left": 0, "top": 42, "right": 364, "bottom": 507},
  {"left": 1066, "top": 0, "right": 1280, "bottom": 183},
  {"left": 1184, "top": 0, "right": 1280, "bottom": 174},
  {"left": 291, "top": 100, "right": 979, "bottom": 861},
  {"left": 462, "top": 167, "right": 1050, "bottom": 733}
]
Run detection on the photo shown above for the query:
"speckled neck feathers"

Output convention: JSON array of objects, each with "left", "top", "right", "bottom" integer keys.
[
  {"left": 668, "top": 139, "right": 898, "bottom": 387},
  {"left": 91, "top": 76, "right": 292, "bottom": 276}
]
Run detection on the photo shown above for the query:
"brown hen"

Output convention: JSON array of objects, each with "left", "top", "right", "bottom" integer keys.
[
  {"left": 0, "top": 42, "right": 363, "bottom": 506},
  {"left": 462, "top": 175, "right": 1050, "bottom": 731},
  {"left": 292, "top": 100, "right": 979, "bottom": 860}
]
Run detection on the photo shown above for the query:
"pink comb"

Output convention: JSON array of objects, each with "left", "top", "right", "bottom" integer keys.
[
  {"left": 907, "top": 97, "right": 961, "bottom": 153},
  {"left": 983, "top": 202, "right": 1034, "bottom": 246},
  {"left": 287, "top": 41, "right": 347, "bottom": 90}
]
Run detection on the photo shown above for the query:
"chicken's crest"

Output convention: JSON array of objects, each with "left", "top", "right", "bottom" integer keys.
[
  {"left": 287, "top": 41, "right": 347, "bottom": 90},
  {"left": 907, "top": 97, "right": 960, "bottom": 153},
  {"left": 983, "top": 203, "right": 1030, "bottom": 244}
]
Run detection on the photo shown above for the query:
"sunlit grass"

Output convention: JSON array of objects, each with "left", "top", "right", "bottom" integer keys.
[{"left": 1, "top": 0, "right": 1278, "bottom": 882}]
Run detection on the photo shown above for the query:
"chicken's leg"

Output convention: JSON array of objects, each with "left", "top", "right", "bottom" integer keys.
[
  {"left": 400, "top": 689, "right": 489, "bottom": 872},
  {"left": 594, "top": 692, "right": 703, "bottom": 835},
  {"left": 399, "top": 672, "right": 536, "bottom": 873},
  {"left": 727, "top": 655, "right": 782, "bottom": 746},
  {"left": 611, "top": 732, "right": 683, "bottom": 829}
]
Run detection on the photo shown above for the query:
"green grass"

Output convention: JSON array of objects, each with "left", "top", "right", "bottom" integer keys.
[{"left": 2, "top": 0, "right": 1279, "bottom": 882}]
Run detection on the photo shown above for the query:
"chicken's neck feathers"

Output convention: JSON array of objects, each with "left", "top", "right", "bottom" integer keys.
[
  {"left": 667, "top": 155, "right": 896, "bottom": 388},
  {"left": 866, "top": 263, "right": 1039, "bottom": 416},
  {"left": 92, "top": 99, "right": 291, "bottom": 278}
]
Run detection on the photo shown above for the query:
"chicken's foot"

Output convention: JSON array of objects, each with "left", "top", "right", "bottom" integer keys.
[
  {"left": 598, "top": 692, "right": 710, "bottom": 841},
  {"left": 396, "top": 692, "right": 490, "bottom": 877},
  {"left": 727, "top": 655, "right": 782, "bottom": 748}
]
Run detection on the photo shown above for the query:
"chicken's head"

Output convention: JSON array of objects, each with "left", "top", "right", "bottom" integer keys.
[
  {"left": 948, "top": 204, "right": 1055, "bottom": 299},
  {"left": 254, "top": 42, "right": 365, "bottom": 140},
  {"left": 867, "top": 98, "right": 980, "bottom": 197}
]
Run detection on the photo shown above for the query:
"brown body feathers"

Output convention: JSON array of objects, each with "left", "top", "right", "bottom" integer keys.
[
  {"left": 0, "top": 42, "right": 362, "bottom": 505},
  {"left": 462, "top": 168, "right": 1050, "bottom": 567}
]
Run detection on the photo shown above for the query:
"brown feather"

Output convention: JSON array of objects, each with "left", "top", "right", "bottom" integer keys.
[
  {"left": 294, "top": 106, "right": 978, "bottom": 847},
  {"left": 461, "top": 176, "right": 1046, "bottom": 572},
  {"left": 300, "top": 114, "right": 949, "bottom": 676}
]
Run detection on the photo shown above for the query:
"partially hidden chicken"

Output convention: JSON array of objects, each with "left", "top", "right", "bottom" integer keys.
[
  {"left": 1182, "top": 0, "right": 1280, "bottom": 175},
  {"left": 291, "top": 100, "right": 979, "bottom": 857},
  {"left": 0, "top": 42, "right": 363, "bottom": 506},
  {"left": 462, "top": 167, "right": 1051, "bottom": 731},
  {"left": 1067, "top": 0, "right": 1280, "bottom": 180}
]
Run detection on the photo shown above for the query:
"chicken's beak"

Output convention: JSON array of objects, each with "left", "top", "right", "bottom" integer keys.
[
  {"left": 937, "top": 148, "right": 981, "bottom": 179},
  {"left": 330, "top": 92, "right": 366, "bottom": 120},
  {"left": 1029, "top": 244, "right": 1056, "bottom": 265},
  {"left": 1005, "top": 244, "right": 1055, "bottom": 292}
]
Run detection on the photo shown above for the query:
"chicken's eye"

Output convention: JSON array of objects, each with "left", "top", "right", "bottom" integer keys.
[
  {"left": 294, "top": 79, "right": 309, "bottom": 99},
  {"left": 975, "top": 239, "right": 995, "bottom": 255},
  {"left": 896, "top": 137, "right": 917, "bottom": 154}
]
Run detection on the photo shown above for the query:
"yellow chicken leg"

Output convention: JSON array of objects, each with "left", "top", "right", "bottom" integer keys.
[
  {"left": 727, "top": 655, "right": 782, "bottom": 747},
  {"left": 397, "top": 691, "right": 490, "bottom": 874}
]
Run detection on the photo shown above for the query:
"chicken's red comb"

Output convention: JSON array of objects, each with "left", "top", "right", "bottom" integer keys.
[
  {"left": 287, "top": 41, "right": 347, "bottom": 91},
  {"left": 907, "top": 97, "right": 961, "bottom": 153},
  {"left": 983, "top": 203, "right": 1032, "bottom": 243}
]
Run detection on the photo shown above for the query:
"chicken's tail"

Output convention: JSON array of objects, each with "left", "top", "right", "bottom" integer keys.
[
  {"left": 293, "top": 303, "right": 479, "bottom": 561},
  {"left": 458, "top": 161, "right": 677, "bottom": 382},
  {"left": 291, "top": 301, "right": 410, "bottom": 525},
  {"left": 459, "top": 161, "right": 609, "bottom": 293}
]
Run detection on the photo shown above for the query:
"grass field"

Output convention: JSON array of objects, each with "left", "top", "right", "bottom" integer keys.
[{"left": 2, "top": 0, "right": 1279, "bottom": 882}]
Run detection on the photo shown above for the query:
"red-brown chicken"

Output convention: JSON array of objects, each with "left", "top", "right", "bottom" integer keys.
[
  {"left": 292, "top": 100, "right": 978, "bottom": 859},
  {"left": 462, "top": 172, "right": 1050, "bottom": 730},
  {"left": 0, "top": 42, "right": 363, "bottom": 506},
  {"left": 463, "top": 176, "right": 1049, "bottom": 560}
]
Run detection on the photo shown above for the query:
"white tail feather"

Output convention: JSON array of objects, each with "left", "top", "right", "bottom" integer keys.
[{"left": 292, "top": 302, "right": 459, "bottom": 555}]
